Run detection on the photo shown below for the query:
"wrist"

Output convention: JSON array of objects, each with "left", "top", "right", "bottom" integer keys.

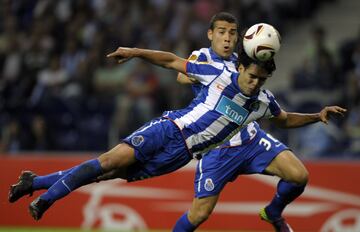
[{"left": 133, "top": 48, "right": 141, "bottom": 57}]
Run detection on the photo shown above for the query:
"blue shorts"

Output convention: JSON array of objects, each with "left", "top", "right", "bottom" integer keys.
[
  {"left": 194, "top": 129, "right": 289, "bottom": 198},
  {"left": 123, "top": 117, "right": 192, "bottom": 181}
]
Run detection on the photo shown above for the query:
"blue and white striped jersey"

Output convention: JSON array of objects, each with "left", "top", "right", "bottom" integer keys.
[
  {"left": 186, "top": 48, "right": 262, "bottom": 149},
  {"left": 163, "top": 55, "right": 281, "bottom": 157},
  {"left": 187, "top": 47, "right": 238, "bottom": 96}
]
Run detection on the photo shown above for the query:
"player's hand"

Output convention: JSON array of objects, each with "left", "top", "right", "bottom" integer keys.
[
  {"left": 107, "top": 47, "right": 137, "bottom": 64},
  {"left": 319, "top": 106, "right": 347, "bottom": 124}
]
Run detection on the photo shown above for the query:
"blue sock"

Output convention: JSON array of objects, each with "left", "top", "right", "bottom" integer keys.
[
  {"left": 266, "top": 179, "right": 306, "bottom": 220},
  {"left": 40, "top": 159, "right": 103, "bottom": 204},
  {"left": 173, "top": 212, "right": 197, "bottom": 232},
  {"left": 33, "top": 168, "right": 74, "bottom": 190}
]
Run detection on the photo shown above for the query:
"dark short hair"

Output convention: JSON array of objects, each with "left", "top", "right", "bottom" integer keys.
[
  {"left": 237, "top": 49, "right": 276, "bottom": 75},
  {"left": 209, "top": 12, "right": 238, "bottom": 30}
]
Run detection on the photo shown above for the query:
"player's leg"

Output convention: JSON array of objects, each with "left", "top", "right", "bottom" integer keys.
[
  {"left": 28, "top": 117, "right": 190, "bottom": 220},
  {"left": 29, "top": 143, "right": 136, "bottom": 220},
  {"left": 9, "top": 166, "right": 126, "bottom": 203},
  {"left": 9, "top": 168, "right": 72, "bottom": 203},
  {"left": 174, "top": 144, "right": 247, "bottom": 231},
  {"left": 261, "top": 149, "right": 308, "bottom": 231},
  {"left": 173, "top": 195, "right": 219, "bottom": 232},
  {"left": 242, "top": 130, "right": 300, "bottom": 231},
  {"left": 265, "top": 149, "right": 308, "bottom": 185}
]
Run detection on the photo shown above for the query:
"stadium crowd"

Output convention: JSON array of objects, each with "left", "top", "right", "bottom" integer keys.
[{"left": 0, "top": 0, "right": 357, "bottom": 158}]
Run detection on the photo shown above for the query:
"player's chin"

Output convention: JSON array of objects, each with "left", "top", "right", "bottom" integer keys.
[
  {"left": 220, "top": 50, "right": 232, "bottom": 58},
  {"left": 247, "top": 89, "right": 258, "bottom": 96}
]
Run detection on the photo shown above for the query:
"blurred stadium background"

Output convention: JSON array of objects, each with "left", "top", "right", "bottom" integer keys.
[{"left": 1, "top": 0, "right": 360, "bottom": 231}]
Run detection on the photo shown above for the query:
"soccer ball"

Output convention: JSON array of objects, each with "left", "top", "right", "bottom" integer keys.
[{"left": 243, "top": 23, "right": 281, "bottom": 61}]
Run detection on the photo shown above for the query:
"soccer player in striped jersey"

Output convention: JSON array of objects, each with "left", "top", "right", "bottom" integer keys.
[
  {"left": 175, "top": 13, "right": 295, "bottom": 231},
  {"left": 174, "top": 44, "right": 345, "bottom": 231},
  {"left": 9, "top": 44, "right": 346, "bottom": 227}
]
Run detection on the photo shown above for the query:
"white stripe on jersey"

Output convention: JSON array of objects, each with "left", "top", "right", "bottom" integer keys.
[
  {"left": 192, "top": 73, "right": 219, "bottom": 86},
  {"left": 185, "top": 115, "right": 230, "bottom": 147},
  {"left": 174, "top": 103, "right": 208, "bottom": 130}
]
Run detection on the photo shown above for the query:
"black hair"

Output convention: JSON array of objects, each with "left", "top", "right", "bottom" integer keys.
[
  {"left": 209, "top": 12, "right": 238, "bottom": 30},
  {"left": 237, "top": 48, "right": 276, "bottom": 76}
]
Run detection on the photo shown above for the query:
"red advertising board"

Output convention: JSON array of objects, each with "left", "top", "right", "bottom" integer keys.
[{"left": 1, "top": 155, "right": 360, "bottom": 231}]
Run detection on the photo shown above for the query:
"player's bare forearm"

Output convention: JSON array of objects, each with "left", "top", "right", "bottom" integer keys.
[
  {"left": 281, "top": 112, "right": 321, "bottom": 128},
  {"left": 272, "top": 106, "right": 347, "bottom": 128},
  {"left": 107, "top": 47, "right": 187, "bottom": 74}
]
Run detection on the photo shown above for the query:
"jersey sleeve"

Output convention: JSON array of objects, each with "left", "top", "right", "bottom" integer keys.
[
  {"left": 186, "top": 61, "right": 222, "bottom": 86},
  {"left": 187, "top": 50, "right": 208, "bottom": 63},
  {"left": 263, "top": 90, "right": 281, "bottom": 118},
  {"left": 185, "top": 49, "right": 223, "bottom": 85}
]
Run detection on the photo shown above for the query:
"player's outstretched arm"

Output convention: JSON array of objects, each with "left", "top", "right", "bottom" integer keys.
[
  {"left": 270, "top": 106, "right": 347, "bottom": 128},
  {"left": 107, "top": 47, "right": 187, "bottom": 74}
]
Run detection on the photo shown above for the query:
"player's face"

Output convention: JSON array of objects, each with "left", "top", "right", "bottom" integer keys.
[
  {"left": 208, "top": 20, "right": 238, "bottom": 59},
  {"left": 237, "top": 64, "right": 269, "bottom": 96}
]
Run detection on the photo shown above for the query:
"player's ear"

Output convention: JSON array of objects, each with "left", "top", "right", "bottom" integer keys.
[
  {"left": 207, "top": 29, "right": 213, "bottom": 41},
  {"left": 238, "top": 64, "right": 245, "bottom": 73}
]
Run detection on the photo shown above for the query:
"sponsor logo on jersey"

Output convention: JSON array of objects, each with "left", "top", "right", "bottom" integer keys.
[
  {"left": 204, "top": 178, "right": 215, "bottom": 191},
  {"left": 131, "top": 135, "right": 144, "bottom": 147},
  {"left": 215, "top": 96, "right": 249, "bottom": 125}
]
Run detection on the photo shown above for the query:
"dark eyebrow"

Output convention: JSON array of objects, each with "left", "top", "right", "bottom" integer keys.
[
  {"left": 249, "top": 73, "right": 268, "bottom": 80},
  {"left": 216, "top": 27, "right": 237, "bottom": 31}
]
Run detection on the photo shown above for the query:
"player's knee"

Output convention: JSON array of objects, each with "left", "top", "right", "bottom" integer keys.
[
  {"left": 289, "top": 168, "right": 309, "bottom": 185},
  {"left": 98, "top": 143, "right": 136, "bottom": 171},
  {"left": 189, "top": 207, "right": 212, "bottom": 225},
  {"left": 98, "top": 152, "right": 116, "bottom": 171}
]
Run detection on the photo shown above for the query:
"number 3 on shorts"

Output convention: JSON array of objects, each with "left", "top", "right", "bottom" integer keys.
[{"left": 259, "top": 133, "right": 280, "bottom": 151}]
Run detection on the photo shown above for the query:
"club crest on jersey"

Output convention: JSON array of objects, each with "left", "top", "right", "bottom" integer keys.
[
  {"left": 204, "top": 178, "right": 215, "bottom": 191},
  {"left": 131, "top": 135, "right": 144, "bottom": 147},
  {"left": 215, "top": 96, "right": 249, "bottom": 125},
  {"left": 249, "top": 101, "right": 260, "bottom": 111}
]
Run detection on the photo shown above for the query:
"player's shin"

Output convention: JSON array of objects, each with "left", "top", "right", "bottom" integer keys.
[
  {"left": 38, "top": 158, "right": 103, "bottom": 204},
  {"left": 32, "top": 168, "right": 74, "bottom": 190},
  {"left": 265, "top": 179, "right": 306, "bottom": 220}
]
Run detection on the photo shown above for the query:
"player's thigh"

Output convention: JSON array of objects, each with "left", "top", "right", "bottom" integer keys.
[
  {"left": 264, "top": 150, "right": 309, "bottom": 185},
  {"left": 98, "top": 143, "right": 136, "bottom": 172},
  {"left": 188, "top": 195, "right": 219, "bottom": 222}
]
